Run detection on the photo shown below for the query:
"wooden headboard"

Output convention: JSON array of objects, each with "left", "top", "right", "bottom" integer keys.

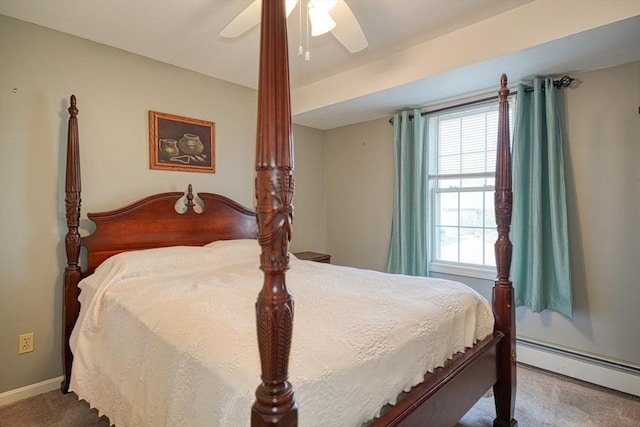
[{"left": 82, "top": 186, "right": 257, "bottom": 274}]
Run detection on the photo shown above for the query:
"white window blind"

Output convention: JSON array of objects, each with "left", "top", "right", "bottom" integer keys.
[{"left": 428, "top": 100, "right": 512, "bottom": 272}]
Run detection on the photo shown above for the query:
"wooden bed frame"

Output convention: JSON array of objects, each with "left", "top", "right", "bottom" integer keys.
[{"left": 61, "top": 1, "right": 516, "bottom": 426}]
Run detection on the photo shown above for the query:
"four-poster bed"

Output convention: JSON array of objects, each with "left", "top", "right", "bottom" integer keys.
[{"left": 61, "top": 1, "right": 516, "bottom": 425}]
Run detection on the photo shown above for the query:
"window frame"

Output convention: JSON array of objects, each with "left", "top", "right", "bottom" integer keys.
[{"left": 426, "top": 97, "right": 514, "bottom": 280}]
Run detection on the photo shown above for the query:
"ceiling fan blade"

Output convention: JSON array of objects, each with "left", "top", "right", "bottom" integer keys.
[
  {"left": 220, "top": 0, "right": 298, "bottom": 38},
  {"left": 219, "top": 0, "right": 261, "bottom": 38},
  {"left": 329, "top": 0, "right": 368, "bottom": 53}
]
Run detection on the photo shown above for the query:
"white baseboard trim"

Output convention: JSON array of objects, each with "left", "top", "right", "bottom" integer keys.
[
  {"left": 0, "top": 376, "right": 64, "bottom": 407},
  {"left": 516, "top": 341, "right": 640, "bottom": 397}
]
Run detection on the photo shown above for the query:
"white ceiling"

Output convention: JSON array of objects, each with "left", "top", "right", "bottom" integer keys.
[{"left": 1, "top": 0, "right": 639, "bottom": 130}]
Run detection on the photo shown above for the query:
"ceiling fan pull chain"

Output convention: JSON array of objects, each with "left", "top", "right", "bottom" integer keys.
[
  {"left": 305, "top": 0, "right": 311, "bottom": 60},
  {"left": 298, "top": 0, "right": 303, "bottom": 57}
]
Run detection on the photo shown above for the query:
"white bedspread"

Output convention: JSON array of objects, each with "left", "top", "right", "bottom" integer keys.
[{"left": 70, "top": 239, "right": 493, "bottom": 426}]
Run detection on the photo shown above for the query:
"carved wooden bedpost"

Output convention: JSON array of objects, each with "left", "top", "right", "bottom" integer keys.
[
  {"left": 62, "top": 95, "right": 82, "bottom": 393},
  {"left": 252, "top": 0, "right": 298, "bottom": 426},
  {"left": 492, "top": 75, "right": 517, "bottom": 427}
]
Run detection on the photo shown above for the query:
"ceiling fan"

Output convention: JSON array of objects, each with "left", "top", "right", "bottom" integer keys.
[{"left": 220, "top": 0, "right": 368, "bottom": 54}]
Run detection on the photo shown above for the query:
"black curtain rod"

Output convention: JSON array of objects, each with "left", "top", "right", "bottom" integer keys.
[
  {"left": 389, "top": 75, "right": 574, "bottom": 124},
  {"left": 548, "top": 75, "right": 575, "bottom": 89}
]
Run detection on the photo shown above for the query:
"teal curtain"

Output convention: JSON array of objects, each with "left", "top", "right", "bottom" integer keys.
[
  {"left": 386, "top": 109, "right": 429, "bottom": 276},
  {"left": 511, "top": 78, "right": 573, "bottom": 318}
]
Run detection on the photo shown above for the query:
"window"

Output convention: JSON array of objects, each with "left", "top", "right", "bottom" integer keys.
[{"left": 427, "top": 100, "right": 512, "bottom": 277}]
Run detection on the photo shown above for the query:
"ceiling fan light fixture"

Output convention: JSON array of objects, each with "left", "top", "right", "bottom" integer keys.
[
  {"left": 220, "top": 0, "right": 368, "bottom": 54},
  {"left": 309, "top": 8, "right": 336, "bottom": 36}
]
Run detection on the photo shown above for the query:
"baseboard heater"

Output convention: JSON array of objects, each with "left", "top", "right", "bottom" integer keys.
[{"left": 516, "top": 338, "right": 640, "bottom": 396}]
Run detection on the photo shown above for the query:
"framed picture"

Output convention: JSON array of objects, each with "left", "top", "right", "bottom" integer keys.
[{"left": 149, "top": 111, "right": 215, "bottom": 173}]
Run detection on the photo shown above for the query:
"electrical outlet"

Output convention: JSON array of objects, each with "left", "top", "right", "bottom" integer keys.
[{"left": 19, "top": 333, "right": 34, "bottom": 354}]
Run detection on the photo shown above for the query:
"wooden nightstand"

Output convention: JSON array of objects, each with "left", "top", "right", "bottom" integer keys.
[{"left": 293, "top": 251, "right": 331, "bottom": 264}]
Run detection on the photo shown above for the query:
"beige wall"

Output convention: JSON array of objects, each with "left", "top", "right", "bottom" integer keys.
[
  {"left": 290, "top": 124, "right": 326, "bottom": 253},
  {"left": 0, "top": 15, "right": 324, "bottom": 393},
  {"left": 325, "top": 61, "right": 640, "bottom": 367},
  {"left": 514, "top": 60, "right": 639, "bottom": 365},
  {"left": 324, "top": 118, "right": 394, "bottom": 271}
]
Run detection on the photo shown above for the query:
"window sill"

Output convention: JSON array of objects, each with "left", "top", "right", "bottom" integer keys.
[{"left": 429, "top": 262, "right": 496, "bottom": 281}]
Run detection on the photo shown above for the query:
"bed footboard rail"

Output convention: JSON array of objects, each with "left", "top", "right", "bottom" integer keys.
[{"left": 367, "top": 333, "right": 503, "bottom": 427}]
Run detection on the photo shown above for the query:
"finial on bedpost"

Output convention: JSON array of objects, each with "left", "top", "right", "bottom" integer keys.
[
  {"left": 62, "top": 94, "right": 82, "bottom": 393},
  {"left": 492, "top": 75, "right": 517, "bottom": 427},
  {"left": 185, "top": 184, "right": 195, "bottom": 209},
  {"left": 252, "top": 0, "right": 298, "bottom": 426},
  {"left": 69, "top": 95, "right": 78, "bottom": 117}
]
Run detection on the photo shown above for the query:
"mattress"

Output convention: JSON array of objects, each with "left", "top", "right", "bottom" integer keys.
[{"left": 70, "top": 239, "right": 493, "bottom": 426}]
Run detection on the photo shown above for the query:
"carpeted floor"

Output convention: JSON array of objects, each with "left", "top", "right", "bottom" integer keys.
[
  {"left": 457, "top": 365, "right": 639, "bottom": 426},
  {"left": 1, "top": 364, "right": 638, "bottom": 426}
]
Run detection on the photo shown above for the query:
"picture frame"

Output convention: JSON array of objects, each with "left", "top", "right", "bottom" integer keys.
[{"left": 149, "top": 111, "right": 215, "bottom": 173}]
